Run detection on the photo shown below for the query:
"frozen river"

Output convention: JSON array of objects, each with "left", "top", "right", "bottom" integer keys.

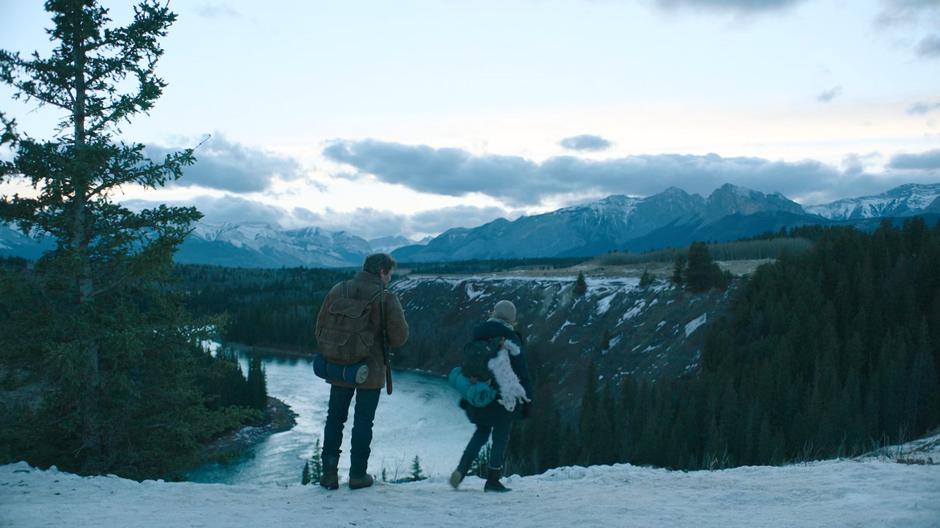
[{"left": 187, "top": 350, "right": 475, "bottom": 486}]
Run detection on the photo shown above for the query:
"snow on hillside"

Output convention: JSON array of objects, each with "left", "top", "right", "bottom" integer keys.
[
  {"left": 685, "top": 313, "right": 708, "bottom": 337},
  {"left": 393, "top": 274, "right": 640, "bottom": 295},
  {"left": 805, "top": 183, "right": 940, "bottom": 220},
  {"left": 3, "top": 443, "right": 939, "bottom": 528},
  {"left": 557, "top": 194, "right": 642, "bottom": 221}
]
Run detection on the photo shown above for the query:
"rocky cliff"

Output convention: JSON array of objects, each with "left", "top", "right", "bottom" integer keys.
[{"left": 389, "top": 272, "right": 741, "bottom": 409}]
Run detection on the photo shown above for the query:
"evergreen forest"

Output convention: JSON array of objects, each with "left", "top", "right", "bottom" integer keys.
[
  {"left": 505, "top": 219, "right": 940, "bottom": 474},
  {"left": 174, "top": 265, "right": 350, "bottom": 352}
]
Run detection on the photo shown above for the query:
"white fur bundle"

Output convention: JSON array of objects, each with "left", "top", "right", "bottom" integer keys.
[{"left": 487, "top": 340, "right": 530, "bottom": 412}]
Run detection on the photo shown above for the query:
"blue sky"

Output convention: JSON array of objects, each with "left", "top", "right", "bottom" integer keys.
[{"left": 1, "top": 0, "right": 939, "bottom": 239}]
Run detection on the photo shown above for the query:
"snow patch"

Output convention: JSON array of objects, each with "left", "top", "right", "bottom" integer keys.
[
  {"left": 595, "top": 292, "right": 618, "bottom": 316},
  {"left": 464, "top": 282, "right": 487, "bottom": 301},
  {"left": 200, "top": 340, "right": 221, "bottom": 358},
  {"left": 619, "top": 299, "right": 647, "bottom": 324},
  {"left": 551, "top": 320, "right": 575, "bottom": 343},
  {"left": 685, "top": 313, "right": 707, "bottom": 337}
]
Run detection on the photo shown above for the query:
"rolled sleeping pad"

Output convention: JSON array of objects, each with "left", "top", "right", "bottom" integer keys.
[
  {"left": 448, "top": 367, "right": 497, "bottom": 407},
  {"left": 313, "top": 353, "right": 369, "bottom": 385}
]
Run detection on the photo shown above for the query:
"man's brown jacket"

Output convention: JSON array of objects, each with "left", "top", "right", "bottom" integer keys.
[{"left": 315, "top": 271, "right": 408, "bottom": 390}]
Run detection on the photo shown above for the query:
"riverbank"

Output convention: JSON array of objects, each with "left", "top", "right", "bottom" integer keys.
[
  {"left": 225, "top": 341, "right": 313, "bottom": 359},
  {"left": 196, "top": 396, "right": 297, "bottom": 468}
]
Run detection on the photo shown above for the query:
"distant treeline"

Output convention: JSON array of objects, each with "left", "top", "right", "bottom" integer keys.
[
  {"left": 592, "top": 237, "right": 814, "bottom": 267},
  {"left": 174, "top": 265, "right": 351, "bottom": 352},
  {"left": 506, "top": 218, "right": 940, "bottom": 474},
  {"left": 399, "top": 257, "right": 590, "bottom": 275}
]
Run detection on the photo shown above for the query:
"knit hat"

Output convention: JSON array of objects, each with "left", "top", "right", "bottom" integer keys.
[{"left": 491, "top": 300, "right": 517, "bottom": 324}]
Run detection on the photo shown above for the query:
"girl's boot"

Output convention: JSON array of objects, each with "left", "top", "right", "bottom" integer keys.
[{"left": 484, "top": 467, "right": 510, "bottom": 492}]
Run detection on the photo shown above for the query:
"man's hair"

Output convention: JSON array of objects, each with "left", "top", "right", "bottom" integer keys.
[{"left": 363, "top": 253, "right": 396, "bottom": 275}]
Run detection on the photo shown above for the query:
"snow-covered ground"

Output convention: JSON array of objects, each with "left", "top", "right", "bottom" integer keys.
[{"left": 3, "top": 447, "right": 939, "bottom": 527}]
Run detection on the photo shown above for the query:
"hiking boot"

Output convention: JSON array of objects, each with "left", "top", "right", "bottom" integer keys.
[
  {"left": 484, "top": 467, "right": 510, "bottom": 493},
  {"left": 449, "top": 469, "right": 464, "bottom": 489},
  {"left": 319, "top": 467, "right": 339, "bottom": 490},
  {"left": 348, "top": 473, "right": 374, "bottom": 490}
]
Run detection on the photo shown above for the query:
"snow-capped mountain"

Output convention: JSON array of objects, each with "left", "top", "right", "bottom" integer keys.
[
  {"left": 0, "top": 224, "right": 54, "bottom": 259},
  {"left": 4, "top": 182, "right": 938, "bottom": 267},
  {"left": 806, "top": 183, "right": 940, "bottom": 220},
  {"left": 393, "top": 184, "right": 808, "bottom": 262},
  {"left": 705, "top": 183, "right": 805, "bottom": 220},
  {"left": 367, "top": 235, "right": 415, "bottom": 254},
  {"left": 176, "top": 222, "right": 373, "bottom": 268},
  {"left": 0, "top": 219, "right": 421, "bottom": 269}
]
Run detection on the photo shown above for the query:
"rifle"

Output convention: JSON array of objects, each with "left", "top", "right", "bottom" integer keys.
[{"left": 379, "top": 287, "right": 393, "bottom": 395}]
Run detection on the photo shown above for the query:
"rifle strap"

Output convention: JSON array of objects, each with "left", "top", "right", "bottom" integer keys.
[
  {"left": 378, "top": 286, "right": 386, "bottom": 336},
  {"left": 378, "top": 286, "right": 393, "bottom": 395}
]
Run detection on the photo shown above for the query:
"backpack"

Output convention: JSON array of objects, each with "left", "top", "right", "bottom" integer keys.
[
  {"left": 316, "top": 281, "right": 382, "bottom": 365},
  {"left": 460, "top": 336, "right": 504, "bottom": 381}
]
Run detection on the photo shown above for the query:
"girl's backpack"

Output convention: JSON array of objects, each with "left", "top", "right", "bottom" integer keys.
[{"left": 459, "top": 336, "right": 504, "bottom": 381}]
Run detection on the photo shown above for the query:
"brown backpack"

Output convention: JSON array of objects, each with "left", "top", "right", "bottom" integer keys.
[{"left": 317, "top": 281, "right": 383, "bottom": 365}]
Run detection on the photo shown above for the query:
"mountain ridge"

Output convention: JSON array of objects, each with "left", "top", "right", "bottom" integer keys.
[{"left": 3, "top": 182, "right": 938, "bottom": 267}]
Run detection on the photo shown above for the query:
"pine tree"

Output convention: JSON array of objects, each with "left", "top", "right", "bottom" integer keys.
[
  {"left": 409, "top": 455, "right": 426, "bottom": 481},
  {"left": 578, "top": 362, "right": 600, "bottom": 464},
  {"left": 309, "top": 438, "right": 323, "bottom": 484},
  {"left": 470, "top": 445, "right": 491, "bottom": 478},
  {"left": 574, "top": 271, "right": 588, "bottom": 296},
  {"left": 686, "top": 242, "right": 715, "bottom": 292},
  {"left": 301, "top": 461, "right": 311, "bottom": 485},
  {"left": 247, "top": 357, "right": 268, "bottom": 410},
  {"left": 639, "top": 269, "right": 654, "bottom": 288},
  {"left": 671, "top": 255, "right": 686, "bottom": 287},
  {"left": 0, "top": 1, "right": 205, "bottom": 476}
]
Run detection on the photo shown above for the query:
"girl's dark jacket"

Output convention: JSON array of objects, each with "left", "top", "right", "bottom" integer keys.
[{"left": 462, "top": 319, "right": 533, "bottom": 425}]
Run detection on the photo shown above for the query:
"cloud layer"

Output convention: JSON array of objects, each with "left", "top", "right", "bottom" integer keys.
[
  {"left": 146, "top": 134, "right": 304, "bottom": 193},
  {"left": 653, "top": 0, "right": 805, "bottom": 13},
  {"left": 122, "top": 195, "right": 512, "bottom": 240},
  {"left": 907, "top": 101, "right": 940, "bottom": 115},
  {"left": 560, "top": 135, "right": 612, "bottom": 152},
  {"left": 324, "top": 139, "right": 935, "bottom": 206},
  {"left": 124, "top": 142, "right": 940, "bottom": 240},
  {"left": 889, "top": 148, "right": 940, "bottom": 170},
  {"left": 123, "top": 195, "right": 287, "bottom": 226},
  {"left": 876, "top": 1, "right": 940, "bottom": 58},
  {"left": 876, "top": 0, "right": 940, "bottom": 27},
  {"left": 195, "top": 3, "right": 241, "bottom": 18},
  {"left": 916, "top": 35, "right": 940, "bottom": 58},
  {"left": 817, "top": 86, "right": 843, "bottom": 103},
  {"left": 294, "top": 205, "right": 514, "bottom": 240}
]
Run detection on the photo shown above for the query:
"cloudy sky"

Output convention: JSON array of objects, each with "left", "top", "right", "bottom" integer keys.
[{"left": 1, "top": 0, "right": 939, "bottom": 240}]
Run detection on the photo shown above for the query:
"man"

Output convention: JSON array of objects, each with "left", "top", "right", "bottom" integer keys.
[{"left": 315, "top": 253, "right": 409, "bottom": 490}]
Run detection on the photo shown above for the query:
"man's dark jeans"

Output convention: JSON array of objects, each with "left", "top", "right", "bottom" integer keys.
[{"left": 321, "top": 385, "right": 380, "bottom": 476}]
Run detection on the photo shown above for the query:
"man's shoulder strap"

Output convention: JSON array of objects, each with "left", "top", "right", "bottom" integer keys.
[{"left": 341, "top": 279, "right": 383, "bottom": 304}]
